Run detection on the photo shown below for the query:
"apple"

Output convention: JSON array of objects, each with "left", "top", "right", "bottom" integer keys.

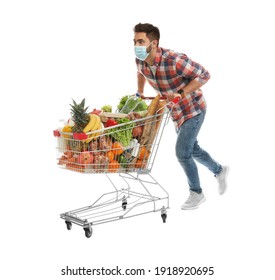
[
  {"left": 77, "top": 152, "right": 94, "bottom": 165},
  {"left": 90, "top": 108, "right": 102, "bottom": 116}
]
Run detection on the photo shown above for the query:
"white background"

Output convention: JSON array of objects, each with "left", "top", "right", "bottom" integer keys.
[{"left": 1, "top": 0, "right": 274, "bottom": 279}]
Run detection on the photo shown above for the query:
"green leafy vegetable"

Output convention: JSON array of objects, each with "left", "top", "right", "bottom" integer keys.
[
  {"left": 117, "top": 95, "right": 130, "bottom": 110},
  {"left": 110, "top": 118, "right": 134, "bottom": 146},
  {"left": 117, "top": 95, "right": 148, "bottom": 113},
  {"left": 135, "top": 100, "right": 148, "bottom": 111},
  {"left": 101, "top": 105, "right": 112, "bottom": 112}
]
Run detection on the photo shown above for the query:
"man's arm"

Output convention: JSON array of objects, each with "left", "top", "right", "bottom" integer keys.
[
  {"left": 176, "top": 55, "right": 211, "bottom": 86},
  {"left": 179, "top": 79, "right": 203, "bottom": 95},
  {"left": 167, "top": 56, "right": 210, "bottom": 101},
  {"left": 167, "top": 79, "right": 203, "bottom": 101},
  {"left": 137, "top": 72, "right": 146, "bottom": 96}
]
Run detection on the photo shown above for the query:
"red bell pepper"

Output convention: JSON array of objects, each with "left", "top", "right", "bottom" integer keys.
[
  {"left": 73, "top": 132, "right": 88, "bottom": 140},
  {"left": 105, "top": 118, "right": 118, "bottom": 127}
]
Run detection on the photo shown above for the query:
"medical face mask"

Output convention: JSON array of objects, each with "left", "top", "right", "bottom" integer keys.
[{"left": 134, "top": 42, "right": 152, "bottom": 61}]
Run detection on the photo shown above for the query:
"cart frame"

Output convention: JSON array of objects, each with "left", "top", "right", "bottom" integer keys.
[
  {"left": 60, "top": 172, "right": 168, "bottom": 238},
  {"left": 54, "top": 99, "right": 175, "bottom": 238}
]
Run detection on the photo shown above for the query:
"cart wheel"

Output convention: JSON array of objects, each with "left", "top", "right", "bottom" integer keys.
[
  {"left": 84, "top": 227, "right": 93, "bottom": 238},
  {"left": 122, "top": 196, "right": 127, "bottom": 210},
  {"left": 65, "top": 221, "right": 72, "bottom": 230},
  {"left": 161, "top": 213, "right": 167, "bottom": 223},
  {"left": 122, "top": 201, "right": 127, "bottom": 210}
]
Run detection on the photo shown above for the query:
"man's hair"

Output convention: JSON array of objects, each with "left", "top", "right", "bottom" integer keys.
[{"left": 134, "top": 23, "right": 160, "bottom": 43}]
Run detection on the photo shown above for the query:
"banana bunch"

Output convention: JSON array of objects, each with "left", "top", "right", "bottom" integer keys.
[{"left": 83, "top": 114, "right": 103, "bottom": 142}]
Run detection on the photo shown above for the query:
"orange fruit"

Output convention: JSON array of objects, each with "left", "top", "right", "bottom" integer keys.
[
  {"left": 108, "top": 160, "right": 120, "bottom": 172},
  {"left": 106, "top": 150, "right": 115, "bottom": 162},
  {"left": 138, "top": 146, "right": 149, "bottom": 160},
  {"left": 112, "top": 142, "right": 123, "bottom": 155},
  {"left": 135, "top": 159, "right": 147, "bottom": 169}
]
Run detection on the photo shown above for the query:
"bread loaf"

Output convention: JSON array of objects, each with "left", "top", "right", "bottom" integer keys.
[
  {"left": 146, "top": 100, "right": 167, "bottom": 152},
  {"left": 139, "top": 95, "right": 160, "bottom": 146}
]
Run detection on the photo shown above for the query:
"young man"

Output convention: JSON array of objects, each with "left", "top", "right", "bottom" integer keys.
[{"left": 133, "top": 23, "right": 229, "bottom": 210}]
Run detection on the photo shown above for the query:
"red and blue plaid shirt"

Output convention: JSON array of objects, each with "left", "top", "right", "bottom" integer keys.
[{"left": 136, "top": 47, "right": 210, "bottom": 128}]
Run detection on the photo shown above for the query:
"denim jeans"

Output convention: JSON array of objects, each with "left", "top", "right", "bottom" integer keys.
[{"left": 175, "top": 110, "right": 222, "bottom": 193}]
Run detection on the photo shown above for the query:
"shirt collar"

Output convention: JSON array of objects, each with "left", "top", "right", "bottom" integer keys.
[
  {"left": 143, "top": 47, "right": 162, "bottom": 67},
  {"left": 153, "top": 47, "right": 162, "bottom": 66}
]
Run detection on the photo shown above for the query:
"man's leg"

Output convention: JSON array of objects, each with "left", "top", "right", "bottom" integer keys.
[{"left": 176, "top": 112, "right": 206, "bottom": 209}]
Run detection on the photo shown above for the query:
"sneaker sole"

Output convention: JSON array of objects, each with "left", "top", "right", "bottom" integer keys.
[
  {"left": 181, "top": 197, "right": 206, "bottom": 210},
  {"left": 219, "top": 166, "right": 230, "bottom": 195}
]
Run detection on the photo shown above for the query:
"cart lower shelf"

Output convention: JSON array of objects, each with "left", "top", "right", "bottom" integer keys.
[{"left": 60, "top": 173, "right": 169, "bottom": 238}]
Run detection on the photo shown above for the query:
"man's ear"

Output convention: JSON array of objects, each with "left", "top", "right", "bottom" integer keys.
[{"left": 152, "top": 40, "right": 158, "bottom": 47}]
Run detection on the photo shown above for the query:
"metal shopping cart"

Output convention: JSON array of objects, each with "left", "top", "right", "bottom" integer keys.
[{"left": 53, "top": 96, "right": 178, "bottom": 238}]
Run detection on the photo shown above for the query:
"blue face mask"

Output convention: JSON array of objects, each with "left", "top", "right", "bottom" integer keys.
[{"left": 134, "top": 42, "right": 152, "bottom": 61}]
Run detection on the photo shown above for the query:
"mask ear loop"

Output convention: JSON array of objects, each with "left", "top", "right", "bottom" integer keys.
[{"left": 146, "top": 41, "right": 153, "bottom": 54}]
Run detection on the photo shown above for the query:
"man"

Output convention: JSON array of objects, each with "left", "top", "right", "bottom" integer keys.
[{"left": 133, "top": 23, "right": 229, "bottom": 210}]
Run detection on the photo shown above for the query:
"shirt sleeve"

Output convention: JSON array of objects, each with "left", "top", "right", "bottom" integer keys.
[{"left": 175, "top": 55, "right": 210, "bottom": 85}]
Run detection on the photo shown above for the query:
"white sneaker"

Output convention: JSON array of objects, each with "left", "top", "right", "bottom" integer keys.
[
  {"left": 216, "top": 166, "right": 229, "bottom": 195},
  {"left": 181, "top": 191, "right": 206, "bottom": 210}
]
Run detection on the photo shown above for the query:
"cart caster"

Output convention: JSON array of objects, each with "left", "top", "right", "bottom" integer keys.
[
  {"left": 161, "top": 206, "right": 167, "bottom": 223},
  {"left": 161, "top": 213, "right": 167, "bottom": 223},
  {"left": 65, "top": 221, "right": 72, "bottom": 230},
  {"left": 122, "top": 196, "right": 127, "bottom": 210},
  {"left": 84, "top": 227, "right": 93, "bottom": 238}
]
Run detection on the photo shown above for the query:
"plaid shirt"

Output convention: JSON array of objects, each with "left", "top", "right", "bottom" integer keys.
[{"left": 136, "top": 47, "right": 210, "bottom": 128}]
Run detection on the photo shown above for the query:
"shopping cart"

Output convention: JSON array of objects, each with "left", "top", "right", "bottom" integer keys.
[{"left": 53, "top": 96, "right": 178, "bottom": 238}]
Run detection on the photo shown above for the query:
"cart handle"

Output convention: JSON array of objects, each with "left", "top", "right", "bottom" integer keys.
[{"left": 140, "top": 95, "right": 180, "bottom": 104}]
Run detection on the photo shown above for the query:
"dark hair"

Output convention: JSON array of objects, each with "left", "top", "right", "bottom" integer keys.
[{"left": 133, "top": 23, "right": 160, "bottom": 43}]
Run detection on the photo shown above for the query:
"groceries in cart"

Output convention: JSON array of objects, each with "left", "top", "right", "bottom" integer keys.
[
  {"left": 118, "top": 93, "right": 147, "bottom": 114},
  {"left": 53, "top": 95, "right": 168, "bottom": 174}
]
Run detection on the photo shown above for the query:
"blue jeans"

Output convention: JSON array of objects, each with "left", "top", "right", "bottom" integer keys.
[{"left": 175, "top": 111, "right": 222, "bottom": 193}]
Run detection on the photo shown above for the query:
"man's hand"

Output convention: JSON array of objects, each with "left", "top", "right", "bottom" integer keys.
[
  {"left": 166, "top": 93, "right": 181, "bottom": 102},
  {"left": 137, "top": 92, "right": 145, "bottom": 98},
  {"left": 133, "top": 92, "right": 145, "bottom": 99}
]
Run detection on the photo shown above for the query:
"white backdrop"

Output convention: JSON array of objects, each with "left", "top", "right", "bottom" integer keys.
[{"left": 1, "top": 0, "right": 274, "bottom": 279}]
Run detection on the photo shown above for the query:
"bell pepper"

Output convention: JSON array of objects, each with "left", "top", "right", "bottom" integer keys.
[
  {"left": 73, "top": 132, "right": 88, "bottom": 140},
  {"left": 105, "top": 118, "right": 118, "bottom": 127}
]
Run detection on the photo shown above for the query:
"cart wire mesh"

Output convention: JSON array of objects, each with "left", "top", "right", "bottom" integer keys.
[{"left": 54, "top": 108, "right": 170, "bottom": 174}]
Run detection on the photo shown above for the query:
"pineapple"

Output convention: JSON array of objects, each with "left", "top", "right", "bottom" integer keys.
[
  {"left": 70, "top": 98, "right": 90, "bottom": 133},
  {"left": 69, "top": 98, "right": 90, "bottom": 152}
]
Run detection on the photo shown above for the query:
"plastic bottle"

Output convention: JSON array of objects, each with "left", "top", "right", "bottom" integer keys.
[{"left": 119, "top": 93, "right": 143, "bottom": 114}]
